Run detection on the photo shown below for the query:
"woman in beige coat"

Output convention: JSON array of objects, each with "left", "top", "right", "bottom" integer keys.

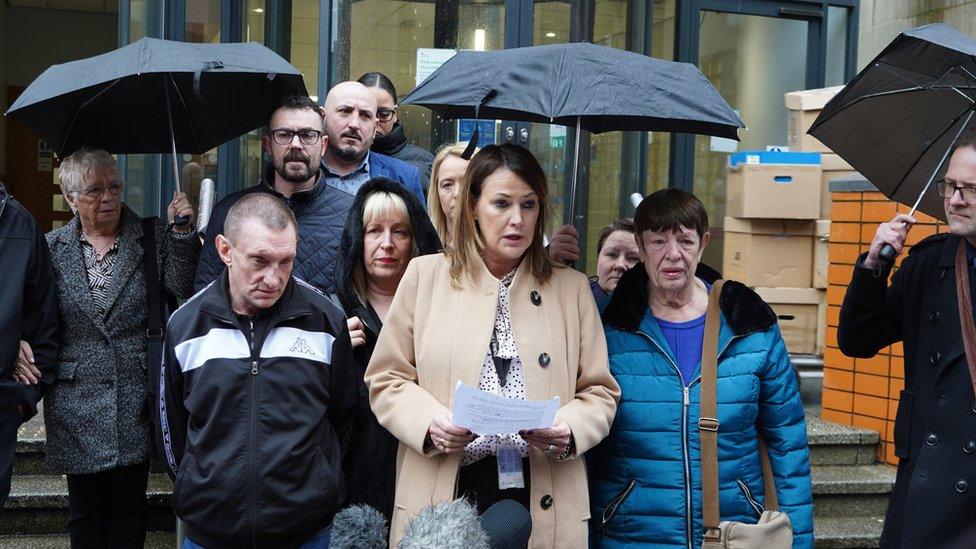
[{"left": 365, "top": 144, "right": 620, "bottom": 547}]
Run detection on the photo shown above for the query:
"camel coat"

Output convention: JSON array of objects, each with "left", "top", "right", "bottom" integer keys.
[{"left": 365, "top": 254, "right": 620, "bottom": 548}]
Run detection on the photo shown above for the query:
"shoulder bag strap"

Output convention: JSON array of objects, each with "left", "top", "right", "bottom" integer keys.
[
  {"left": 954, "top": 240, "right": 976, "bottom": 399},
  {"left": 700, "top": 280, "right": 780, "bottom": 542},
  {"left": 699, "top": 279, "right": 726, "bottom": 539},
  {"left": 142, "top": 217, "right": 163, "bottom": 343}
]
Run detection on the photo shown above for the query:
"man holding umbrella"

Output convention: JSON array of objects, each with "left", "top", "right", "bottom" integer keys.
[{"left": 838, "top": 132, "right": 976, "bottom": 547}]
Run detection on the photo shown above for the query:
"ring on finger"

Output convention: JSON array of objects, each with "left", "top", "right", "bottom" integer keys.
[{"left": 545, "top": 444, "right": 556, "bottom": 454}]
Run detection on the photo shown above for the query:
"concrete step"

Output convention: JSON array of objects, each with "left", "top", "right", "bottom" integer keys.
[
  {"left": 0, "top": 531, "right": 176, "bottom": 548},
  {"left": 807, "top": 414, "right": 881, "bottom": 466},
  {"left": 814, "top": 516, "right": 885, "bottom": 548},
  {"left": 0, "top": 474, "right": 175, "bottom": 536},
  {"left": 812, "top": 465, "right": 896, "bottom": 518}
]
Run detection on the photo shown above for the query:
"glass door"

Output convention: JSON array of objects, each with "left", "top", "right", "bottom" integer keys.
[{"left": 691, "top": 9, "right": 815, "bottom": 269}]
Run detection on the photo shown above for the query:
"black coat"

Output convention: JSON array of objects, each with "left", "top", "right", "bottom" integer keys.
[
  {"left": 838, "top": 233, "right": 976, "bottom": 548},
  {"left": 334, "top": 178, "right": 441, "bottom": 519},
  {"left": 371, "top": 122, "right": 434, "bottom": 194},
  {"left": 0, "top": 184, "right": 59, "bottom": 418}
]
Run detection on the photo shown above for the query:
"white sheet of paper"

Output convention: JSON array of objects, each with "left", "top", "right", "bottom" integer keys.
[{"left": 451, "top": 382, "right": 559, "bottom": 435}]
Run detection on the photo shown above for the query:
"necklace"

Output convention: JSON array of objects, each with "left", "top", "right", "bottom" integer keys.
[{"left": 86, "top": 235, "right": 117, "bottom": 260}]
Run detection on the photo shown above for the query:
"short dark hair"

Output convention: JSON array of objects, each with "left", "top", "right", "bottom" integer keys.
[
  {"left": 596, "top": 218, "right": 635, "bottom": 254},
  {"left": 634, "top": 188, "right": 709, "bottom": 240},
  {"left": 223, "top": 193, "right": 298, "bottom": 244},
  {"left": 951, "top": 130, "right": 976, "bottom": 156},
  {"left": 266, "top": 95, "right": 321, "bottom": 130},
  {"left": 358, "top": 72, "right": 398, "bottom": 103}
]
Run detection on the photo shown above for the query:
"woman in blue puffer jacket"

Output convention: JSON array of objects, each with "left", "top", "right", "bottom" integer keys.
[{"left": 588, "top": 189, "right": 813, "bottom": 548}]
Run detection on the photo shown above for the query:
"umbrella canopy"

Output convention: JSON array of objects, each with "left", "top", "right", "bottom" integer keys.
[
  {"left": 808, "top": 23, "right": 976, "bottom": 221},
  {"left": 402, "top": 42, "right": 744, "bottom": 139},
  {"left": 5, "top": 37, "right": 307, "bottom": 157}
]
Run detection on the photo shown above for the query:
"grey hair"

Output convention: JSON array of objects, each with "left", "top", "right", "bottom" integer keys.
[
  {"left": 58, "top": 148, "right": 119, "bottom": 197},
  {"left": 222, "top": 193, "right": 297, "bottom": 244}
]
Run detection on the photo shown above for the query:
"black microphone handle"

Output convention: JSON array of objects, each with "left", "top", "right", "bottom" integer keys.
[{"left": 877, "top": 243, "right": 897, "bottom": 266}]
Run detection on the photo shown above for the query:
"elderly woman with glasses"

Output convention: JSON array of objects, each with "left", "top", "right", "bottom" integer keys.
[{"left": 22, "top": 148, "right": 199, "bottom": 547}]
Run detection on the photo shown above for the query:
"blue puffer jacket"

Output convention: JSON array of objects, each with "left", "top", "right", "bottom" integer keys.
[{"left": 588, "top": 265, "right": 813, "bottom": 548}]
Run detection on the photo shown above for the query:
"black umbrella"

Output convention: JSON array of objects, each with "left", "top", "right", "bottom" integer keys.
[
  {"left": 402, "top": 42, "right": 743, "bottom": 219},
  {"left": 5, "top": 37, "right": 306, "bottom": 203},
  {"left": 809, "top": 23, "right": 976, "bottom": 242}
]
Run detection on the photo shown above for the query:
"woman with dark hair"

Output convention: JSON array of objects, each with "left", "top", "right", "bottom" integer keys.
[
  {"left": 366, "top": 144, "right": 619, "bottom": 546},
  {"left": 334, "top": 177, "right": 441, "bottom": 519},
  {"left": 588, "top": 188, "right": 813, "bottom": 548},
  {"left": 358, "top": 72, "right": 435, "bottom": 192},
  {"left": 590, "top": 218, "right": 640, "bottom": 312}
]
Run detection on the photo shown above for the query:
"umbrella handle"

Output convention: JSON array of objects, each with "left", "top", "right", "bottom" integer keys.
[
  {"left": 877, "top": 244, "right": 897, "bottom": 266},
  {"left": 174, "top": 215, "right": 191, "bottom": 228}
]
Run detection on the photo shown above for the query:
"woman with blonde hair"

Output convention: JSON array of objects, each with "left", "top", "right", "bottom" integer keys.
[
  {"left": 426, "top": 143, "right": 470, "bottom": 245},
  {"left": 366, "top": 143, "right": 619, "bottom": 547}
]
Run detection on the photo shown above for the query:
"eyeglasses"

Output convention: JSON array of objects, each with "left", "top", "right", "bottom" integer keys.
[
  {"left": 270, "top": 129, "right": 323, "bottom": 146},
  {"left": 936, "top": 180, "right": 976, "bottom": 205},
  {"left": 376, "top": 108, "right": 397, "bottom": 122},
  {"left": 77, "top": 182, "right": 124, "bottom": 200}
]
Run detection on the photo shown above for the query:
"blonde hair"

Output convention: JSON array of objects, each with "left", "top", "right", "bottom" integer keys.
[
  {"left": 449, "top": 144, "right": 554, "bottom": 288},
  {"left": 352, "top": 191, "right": 415, "bottom": 302},
  {"left": 58, "top": 149, "right": 120, "bottom": 205},
  {"left": 427, "top": 143, "right": 472, "bottom": 245}
]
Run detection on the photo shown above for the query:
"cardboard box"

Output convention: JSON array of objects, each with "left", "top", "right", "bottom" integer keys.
[
  {"left": 723, "top": 217, "right": 816, "bottom": 288},
  {"left": 816, "top": 289, "right": 827, "bottom": 356},
  {"left": 814, "top": 220, "right": 830, "bottom": 289},
  {"left": 727, "top": 164, "right": 822, "bottom": 219},
  {"left": 754, "top": 287, "right": 823, "bottom": 355},
  {"left": 821, "top": 153, "right": 853, "bottom": 171},
  {"left": 785, "top": 86, "right": 844, "bottom": 153}
]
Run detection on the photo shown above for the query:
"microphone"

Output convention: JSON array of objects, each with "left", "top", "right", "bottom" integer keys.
[
  {"left": 400, "top": 498, "right": 490, "bottom": 549},
  {"left": 329, "top": 504, "right": 388, "bottom": 549},
  {"left": 196, "top": 178, "right": 216, "bottom": 234},
  {"left": 630, "top": 192, "right": 643, "bottom": 209},
  {"left": 479, "top": 500, "right": 532, "bottom": 549}
]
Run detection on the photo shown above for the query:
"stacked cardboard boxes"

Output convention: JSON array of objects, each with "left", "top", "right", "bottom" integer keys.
[{"left": 722, "top": 151, "right": 825, "bottom": 355}]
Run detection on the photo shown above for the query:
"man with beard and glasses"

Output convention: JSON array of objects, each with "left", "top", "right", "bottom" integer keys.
[
  {"left": 195, "top": 95, "right": 357, "bottom": 293},
  {"left": 320, "top": 81, "right": 424, "bottom": 205}
]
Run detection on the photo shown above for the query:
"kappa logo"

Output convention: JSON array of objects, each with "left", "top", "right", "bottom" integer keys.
[{"left": 289, "top": 337, "right": 316, "bottom": 357}]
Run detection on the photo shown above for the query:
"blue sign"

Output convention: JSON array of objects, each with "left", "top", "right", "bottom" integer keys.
[{"left": 457, "top": 119, "right": 496, "bottom": 146}]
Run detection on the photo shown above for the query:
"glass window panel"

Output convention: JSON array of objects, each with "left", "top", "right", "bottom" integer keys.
[
  {"left": 694, "top": 12, "right": 808, "bottom": 269},
  {"left": 648, "top": 0, "right": 674, "bottom": 194},
  {"left": 531, "top": 2, "right": 571, "bottom": 239},
  {"left": 825, "top": 6, "right": 849, "bottom": 86},
  {"left": 186, "top": 1, "right": 220, "bottom": 43},
  {"left": 292, "top": 0, "right": 320, "bottom": 100},
  {"left": 241, "top": 1, "right": 267, "bottom": 189},
  {"left": 129, "top": 0, "right": 148, "bottom": 41}
]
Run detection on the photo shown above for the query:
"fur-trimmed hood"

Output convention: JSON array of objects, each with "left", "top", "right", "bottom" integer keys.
[
  {"left": 602, "top": 261, "right": 777, "bottom": 336},
  {"left": 334, "top": 177, "right": 442, "bottom": 317}
]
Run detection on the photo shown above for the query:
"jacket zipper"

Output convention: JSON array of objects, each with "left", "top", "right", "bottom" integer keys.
[
  {"left": 248, "top": 317, "right": 258, "bottom": 547},
  {"left": 637, "top": 329, "right": 738, "bottom": 549}
]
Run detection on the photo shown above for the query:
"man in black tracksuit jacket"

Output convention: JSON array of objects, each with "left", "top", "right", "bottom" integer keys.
[{"left": 157, "top": 194, "right": 356, "bottom": 548}]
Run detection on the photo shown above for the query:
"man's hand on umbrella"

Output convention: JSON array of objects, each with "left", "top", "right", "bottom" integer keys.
[
  {"left": 168, "top": 191, "right": 195, "bottom": 232},
  {"left": 549, "top": 224, "right": 580, "bottom": 264},
  {"left": 865, "top": 213, "right": 916, "bottom": 269}
]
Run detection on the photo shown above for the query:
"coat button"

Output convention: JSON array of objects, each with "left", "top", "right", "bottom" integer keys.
[
  {"left": 965, "top": 441, "right": 976, "bottom": 454},
  {"left": 930, "top": 352, "right": 942, "bottom": 365},
  {"left": 957, "top": 480, "right": 969, "bottom": 493},
  {"left": 540, "top": 494, "right": 553, "bottom": 509},
  {"left": 530, "top": 291, "right": 542, "bottom": 306},
  {"left": 538, "top": 353, "right": 551, "bottom": 367},
  {"left": 926, "top": 433, "right": 939, "bottom": 446},
  {"left": 930, "top": 310, "right": 940, "bottom": 323}
]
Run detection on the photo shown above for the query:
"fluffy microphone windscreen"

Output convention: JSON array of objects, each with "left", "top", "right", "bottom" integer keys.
[
  {"left": 400, "top": 498, "right": 489, "bottom": 549},
  {"left": 330, "top": 504, "right": 388, "bottom": 549},
  {"left": 479, "top": 499, "right": 532, "bottom": 548}
]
